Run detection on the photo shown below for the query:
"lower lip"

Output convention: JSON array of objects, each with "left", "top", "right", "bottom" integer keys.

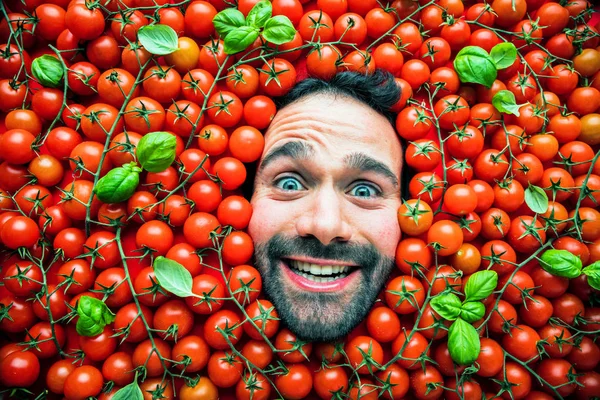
[{"left": 281, "top": 260, "right": 360, "bottom": 292}]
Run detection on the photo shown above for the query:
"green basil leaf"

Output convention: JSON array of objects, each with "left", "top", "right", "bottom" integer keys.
[
  {"left": 31, "top": 55, "right": 64, "bottom": 88},
  {"left": 490, "top": 42, "right": 517, "bottom": 69},
  {"left": 448, "top": 318, "right": 481, "bottom": 365},
  {"left": 223, "top": 26, "right": 260, "bottom": 55},
  {"left": 76, "top": 296, "right": 115, "bottom": 337},
  {"left": 94, "top": 163, "right": 141, "bottom": 204},
  {"left": 153, "top": 256, "right": 194, "bottom": 298},
  {"left": 453, "top": 46, "right": 497, "bottom": 88},
  {"left": 112, "top": 381, "right": 143, "bottom": 400},
  {"left": 525, "top": 184, "right": 549, "bottom": 214},
  {"left": 137, "top": 24, "right": 179, "bottom": 55},
  {"left": 430, "top": 293, "right": 462, "bottom": 321},
  {"left": 136, "top": 131, "right": 177, "bottom": 172},
  {"left": 246, "top": 0, "right": 272, "bottom": 28},
  {"left": 263, "top": 15, "right": 297, "bottom": 45},
  {"left": 492, "top": 90, "right": 521, "bottom": 116},
  {"left": 464, "top": 270, "right": 498, "bottom": 302},
  {"left": 540, "top": 249, "right": 583, "bottom": 278},
  {"left": 460, "top": 301, "right": 485, "bottom": 323},
  {"left": 583, "top": 261, "right": 600, "bottom": 291},
  {"left": 213, "top": 8, "right": 246, "bottom": 38}
]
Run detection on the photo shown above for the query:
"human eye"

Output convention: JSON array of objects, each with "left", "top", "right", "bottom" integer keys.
[
  {"left": 274, "top": 176, "right": 305, "bottom": 191},
  {"left": 348, "top": 182, "right": 382, "bottom": 198}
]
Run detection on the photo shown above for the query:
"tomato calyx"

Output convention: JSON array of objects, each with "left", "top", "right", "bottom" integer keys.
[
  {"left": 210, "top": 92, "right": 237, "bottom": 117},
  {"left": 409, "top": 140, "right": 440, "bottom": 160},
  {"left": 148, "top": 64, "right": 173, "bottom": 80},
  {"left": 399, "top": 199, "right": 430, "bottom": 224},
  {"left": 448, "top": 124, "right": 473, "bottom": 142},
  {"left": 257, "top": 60, "right": 290, "bottom": 87},
  {"left": 307, "top": 11, "right": 331, "bottom": 33},
  {"left": 128, "top": 102, "right": 160, "bottom": 130},
  {"left": 227, "top": 66, "right": 248, "bottom": 87},
  {"left": 421, "top": 41, "right": 440, "bottom": 64},
  {"left": 4, "top": 263, "right": 36, "bottom": 287},
  {"left": 387, "top": 282, "right": 422, "bottom": 310},
  {"left": 447, "top": 158, "right": 471, "bottom": 175},
  {"left": 167, "top": 101, "right": 194, "bottom": 124}
]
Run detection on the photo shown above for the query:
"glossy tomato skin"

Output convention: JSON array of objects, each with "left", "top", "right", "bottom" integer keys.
[
  {"left": 0, "top": 350, "right": 40, "bottom": 387},
  {"left": 502, "top": 324, "right": 541, "bottom": 362},
  {"left": 1, "top": 215, "right": 40, "bottom": 248},
  {"left": 576, "top": 371, "right": 600, "bottom": 400},
  {"left": 204, "top": 309, "right": 243, "bottom": 349},
  {"left": 275, "top": 364, "right": 313, "bottom": 399},
  {"left": 207, "top": 350, "right": 243, "bottom": 388},
  {"left": 392, "top": 330, "right": 430, "bottom": 370},
  {"left": 65, "top": 4, "right": 105, "bottom": 40},
  {"left": 132, "top": 339, "right": 171, "bottom": 377},
  {"left": 153, "top": 299, "right": 194, "bottom": 340},
  {"left": 567, "top": 336, "right": 600, "bottom": 371},
  {"left": 494, "top": 362, "right": 531, "bottom": 400},
  {"left": 101, "top": 352, "right": 134, "bottom": 387},
  {"left": 172, "top": 335, "right": 210, "bottom": 372},
  {"left": 537, "top": 359, "right": 577, "bottom": 397},
  {"left": 47, "top": 359, "right": 76, "bottom": 395},
  {"left": 63, "top": 366, "right": 103, "bottom": 400},
  {"left": 79, "top": 326, "right": 117, "bottom": 362},
  {"left": 114, "top": 302, "right": 153, "bottom": 343},
  {"left": 410, "top": 365, "right": 444, "bottom": 400},
  {"left": 313, "top": 364, "right": 346, "bottom": 400},
  {"left": 34, "top": 4, "right": 66, "bottom": 41},
  {"left": 242, "top": 339, "right": 273, "bottom": 369}
]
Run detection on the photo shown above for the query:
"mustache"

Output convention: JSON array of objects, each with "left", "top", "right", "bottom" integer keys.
[{"left": 264, "top": 233, "right": 382, "bottom": 269}]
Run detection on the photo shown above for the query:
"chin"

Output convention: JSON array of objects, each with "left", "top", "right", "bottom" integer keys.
[{"left": 253, "top": 235, "right": 395, "bottom": 342}]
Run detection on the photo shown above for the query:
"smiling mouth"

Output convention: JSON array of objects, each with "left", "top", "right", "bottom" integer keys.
[{"left": 283, "top": 258, "right": 356, "bottom": 283}]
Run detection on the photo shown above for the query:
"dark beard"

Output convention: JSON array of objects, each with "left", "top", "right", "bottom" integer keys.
[{"left": 253, "top": 233, "right": 395, "bottom": 343}]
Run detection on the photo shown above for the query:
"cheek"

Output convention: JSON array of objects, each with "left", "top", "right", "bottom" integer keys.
[
  {"left": 248, "top": 198, "right": 295, "bottom": 245},
  {"left": 353, "top": 209, "right": 400, "bottom": 258}
]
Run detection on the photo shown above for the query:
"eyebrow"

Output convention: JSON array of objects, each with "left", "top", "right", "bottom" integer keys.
[
  {"left": 343, "top": 152, "right": 399, "bottom": 188},
  {"left": 258, "top": 141, "right": 315, "bottom": 172},
  {"left": 258, "top": 140, "right": 399, "bottom": 188}
]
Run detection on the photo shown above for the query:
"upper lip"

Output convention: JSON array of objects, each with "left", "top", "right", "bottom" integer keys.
[{"left": 285, "top": 257, "right": 359, "bottom": 267}]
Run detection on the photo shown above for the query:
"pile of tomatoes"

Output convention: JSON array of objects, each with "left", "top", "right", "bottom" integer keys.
[{"left": 0, "top": 0, "right": 599, "bottom": 398}]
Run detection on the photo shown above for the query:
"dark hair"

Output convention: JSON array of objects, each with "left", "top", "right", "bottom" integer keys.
[
  {"left": 276, "top": 69, "right": 401, "bottom": 125},
  {"left": 241, "top": 69, "right": 404, "bottom": 199}
]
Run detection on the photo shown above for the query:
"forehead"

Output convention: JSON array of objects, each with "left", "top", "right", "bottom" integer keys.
[{"left": 262, "top": 93, "right": 402, "bottom": 167}]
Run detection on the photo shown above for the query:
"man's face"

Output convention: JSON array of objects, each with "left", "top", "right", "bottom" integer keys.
[{"left": 248, "top": 93, "right": 403, "bottom": 342}]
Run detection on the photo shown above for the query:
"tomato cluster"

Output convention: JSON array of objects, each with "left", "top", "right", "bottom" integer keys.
[{"left": 0, "top": 0, "right": 599, "bottom": 399}]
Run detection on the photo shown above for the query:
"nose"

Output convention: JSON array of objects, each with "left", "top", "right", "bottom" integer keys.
[{"left": 295, "top": 185, "right": 353, "bottom": 245}]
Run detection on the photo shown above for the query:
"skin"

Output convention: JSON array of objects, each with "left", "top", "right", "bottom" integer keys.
[{"left": 248, "top": 92, "right": 403, "bottom": 341}]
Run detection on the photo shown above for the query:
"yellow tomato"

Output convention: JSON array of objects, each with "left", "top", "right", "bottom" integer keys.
[
  {"left": 164, "top": 37, "right": 200, "bottom": 73},
  {"left": 580, "top": 113, "right": 600, "bottom": 145},
  {"left": 573, "top": 48, "right": 600, "bottom": 77}
]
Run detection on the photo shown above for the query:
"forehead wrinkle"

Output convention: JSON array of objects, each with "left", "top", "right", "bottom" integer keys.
[
  {"left": 267, "top": 112, "right": 363, "bottom": 142},
  {"left": 259, "top": 93, "right": 403, "bottom": 182},
  {"left": 266, "top": 94, "right": 385, "bottom": 141}
]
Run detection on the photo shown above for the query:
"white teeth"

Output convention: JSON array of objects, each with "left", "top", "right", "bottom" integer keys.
[
  {"left": 296, "top": 261, "right": 307, "bottom": 272},
  {"left": 294, "top": 269, "right": 348, "bottom": 282},
  {"left": 290, "top": 260, "right": 353, "bottom": 276},
  {"left": 310, "top": 264, "right": 321, "bottom": 275},
  {"left": 288, "top": 260, "right": 352, "bottom": 281}
]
